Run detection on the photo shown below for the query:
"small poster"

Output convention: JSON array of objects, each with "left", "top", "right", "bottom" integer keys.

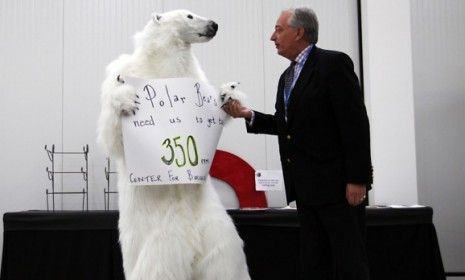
[
  {"left": 121, "top": 77, "right": 226, "bottom": 186},
  {"left": 255, "top": 170, "right": 284, "bottom": 191}
]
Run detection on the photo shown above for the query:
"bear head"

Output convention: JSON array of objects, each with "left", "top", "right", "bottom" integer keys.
[{"left": 135, "top": 10, "right": 218, "bottom": 48}]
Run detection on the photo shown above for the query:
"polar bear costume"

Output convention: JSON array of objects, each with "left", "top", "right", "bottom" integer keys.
[{"left": 97, "top": 10, "right": 250, "bottom": 280}]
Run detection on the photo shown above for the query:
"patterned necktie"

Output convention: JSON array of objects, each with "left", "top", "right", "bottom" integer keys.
[{"left": 284, "top": 61, "right": 296, "bottom": 112}]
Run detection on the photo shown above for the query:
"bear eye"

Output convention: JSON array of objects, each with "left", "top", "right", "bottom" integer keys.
[{"left": 187, "top": 14, "right": 193, "bottom": 19}]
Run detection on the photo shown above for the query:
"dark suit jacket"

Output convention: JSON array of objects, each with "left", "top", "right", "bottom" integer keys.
[{"left": 247, "top": 46, "right": 373, "bottom": 205}]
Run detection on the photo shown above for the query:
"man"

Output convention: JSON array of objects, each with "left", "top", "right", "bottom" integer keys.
[{"left": 223, "top": 7, "right": 373, "bottom": 280}]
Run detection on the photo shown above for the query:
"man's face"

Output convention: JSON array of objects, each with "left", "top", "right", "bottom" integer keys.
[{"left": 270, "top": 11, "right": 300, "bottom": 60}]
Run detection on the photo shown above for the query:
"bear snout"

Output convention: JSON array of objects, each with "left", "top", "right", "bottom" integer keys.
[
  {"left": 209, "top": 21, "right": 218, "bottom": 32},
  {"left": 203, "top": 20, "right": 218, "bottom": 37}
]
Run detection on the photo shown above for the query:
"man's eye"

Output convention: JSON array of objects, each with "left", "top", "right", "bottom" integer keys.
[{"left": 187, "top": 14, "right": 193, "bottom": 19}]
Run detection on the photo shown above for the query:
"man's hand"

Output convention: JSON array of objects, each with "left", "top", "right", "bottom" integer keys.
[
  {"left": 346, "top": 183, "right": 367, "bottom": 206},
  {"left": 222, "top": 100, "right": 253, "bottom": 120}
]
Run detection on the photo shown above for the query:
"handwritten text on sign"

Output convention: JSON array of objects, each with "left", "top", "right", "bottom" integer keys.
[{"left": 121, "top": 77, "right": 226, "bottom": 186}]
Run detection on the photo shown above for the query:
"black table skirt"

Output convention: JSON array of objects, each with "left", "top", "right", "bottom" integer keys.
[{"left": 1, "top": 207, "right": 445, "bottom": 280}]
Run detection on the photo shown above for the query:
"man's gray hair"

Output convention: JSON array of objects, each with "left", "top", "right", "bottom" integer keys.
[{"left": 287, "top": 7, "right": 319, "bottom": 44}]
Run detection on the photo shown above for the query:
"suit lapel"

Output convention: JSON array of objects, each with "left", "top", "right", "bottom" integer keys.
[
  {"left": 286, "top": 47, "right": 319, "bottom": 124},
  {"left": 276, "top": 73, "right": 287, "bottom": 125}
]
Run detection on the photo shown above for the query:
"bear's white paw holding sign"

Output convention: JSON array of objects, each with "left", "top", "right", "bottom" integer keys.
[{"left": 97, "top": 10, "right": 250, "bottom": 280}]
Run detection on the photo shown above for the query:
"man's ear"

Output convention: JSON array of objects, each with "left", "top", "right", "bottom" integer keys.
[
  {"left": 296, "top": 27, "right": 305, "bottom": 41},
  {"left": 151, "top": 12, "right": 162, "bottom": 24}
]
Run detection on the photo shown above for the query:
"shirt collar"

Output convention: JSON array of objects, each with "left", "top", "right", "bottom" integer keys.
[{"left": 294, "top": 44, "right": 313, "bottom": 66}]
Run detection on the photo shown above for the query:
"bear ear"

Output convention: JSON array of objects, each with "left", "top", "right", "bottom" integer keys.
[{"left": 151, "top": 13, "right": 162, "bottom": 24}]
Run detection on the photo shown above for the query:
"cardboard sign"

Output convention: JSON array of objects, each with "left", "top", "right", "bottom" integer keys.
[
  {"left": 121, "top": 77, "right": 226, "bottom": 186},
  {"left": 255, "top": 170, "right": 284, "bottom": 191}
]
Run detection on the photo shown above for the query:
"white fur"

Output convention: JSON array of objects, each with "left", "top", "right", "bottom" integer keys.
[
  {"left": 97, "top": 10, "right": 250, "bottom": 280},
  {"left": 219, "top": 82, "right": 247, "bottom": 106}
]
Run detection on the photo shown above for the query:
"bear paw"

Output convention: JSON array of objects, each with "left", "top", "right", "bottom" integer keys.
[
  {"left": 219, "top": 82, "right": 246, "bottom": 106},
  {"left": 111, "top": 82, "right": 140, "bottom": 116}
]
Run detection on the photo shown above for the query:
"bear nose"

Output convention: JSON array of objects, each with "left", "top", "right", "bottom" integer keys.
[{"left": 209, "top": 21, "right": 218, "bottom": 32}]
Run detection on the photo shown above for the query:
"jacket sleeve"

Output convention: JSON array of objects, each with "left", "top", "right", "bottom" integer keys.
[
  {"left": 245, "top": 111, "right": 278, "bottom": 135},
  {"left": 328, "top": 53, "right": 373, "bottom": 184},
  {"left": 245, "top": 73, "right": 285, "bottom": 136}
]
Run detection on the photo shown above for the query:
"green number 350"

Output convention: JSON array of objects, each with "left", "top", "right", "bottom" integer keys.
[{"left": 161, "top": 135, "right": 199, "bottom": 167}]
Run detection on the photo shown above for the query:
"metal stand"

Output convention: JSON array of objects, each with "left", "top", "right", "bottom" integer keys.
[
  {"left": 104, "top": 157, "right": 118, "bottom": 210},
  {"left": 45, "top": 144, "right": 89, "bottom": 211}
]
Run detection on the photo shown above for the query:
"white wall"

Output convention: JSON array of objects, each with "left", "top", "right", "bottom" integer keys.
[
  {"left": 410, "top": 0, "right": 465, "bottom": 273},
  {"left": 362, "top": 0, "right": 419, "bottom": 206},
  {"left": 0, "top": 0, "right": 360, "bottom": 265},
  {"left": 362, "top": 0, "right": 465, "bottom": 273}
]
